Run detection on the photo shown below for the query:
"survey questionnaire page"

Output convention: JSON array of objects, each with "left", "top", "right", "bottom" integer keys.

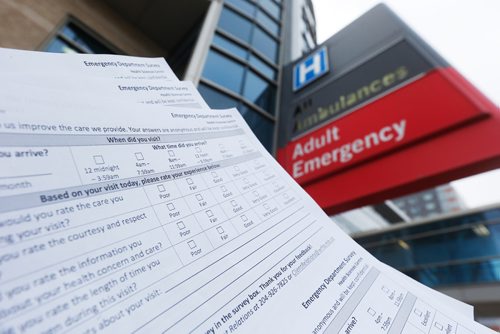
[{"left": 0, "top": 105, "right": 489, "bottom": 334}]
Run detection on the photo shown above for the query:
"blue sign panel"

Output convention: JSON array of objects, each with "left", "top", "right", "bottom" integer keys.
[{"left": 293, "top": 46, "right": 329, "bottom": 92}]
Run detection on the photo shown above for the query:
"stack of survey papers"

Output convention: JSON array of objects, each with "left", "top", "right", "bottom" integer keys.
[{"left": 0, "top": 48, "right": 494, "bottom": 333}]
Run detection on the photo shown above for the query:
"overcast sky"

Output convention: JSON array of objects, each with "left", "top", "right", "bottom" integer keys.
[{"left": 311, "top": 0, "right": 500, "bottom": 208}]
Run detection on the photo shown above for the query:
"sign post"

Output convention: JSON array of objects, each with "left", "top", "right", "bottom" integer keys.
[{"left": 277, "top": 4, "right": 500, "bottom": 215}]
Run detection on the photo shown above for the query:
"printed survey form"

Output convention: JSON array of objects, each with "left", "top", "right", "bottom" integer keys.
[
  {"left": 0, "top": 47, "right": 473, "bottom": 320},
  {"left": 0, "top": 99, "right": 492, "bottom": 333}
]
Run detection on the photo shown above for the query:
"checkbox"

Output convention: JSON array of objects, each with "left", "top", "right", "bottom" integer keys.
[
  {"left": 234, "top": 166, "right": 240, "bottom": 171},
  {"left": 93, "top": 155, "right": 105, "bottom": 165},
  {"left": 195, "top": 147, "right": 201, "bottom": 153},
  {"left": 167, "top": 203, "right": 175, "bottom": 211},
  {"left": 241, "top": 215, "right": 248, "bottom": 222},
  {"left": 221, "top": 185, "right": 227, "bottom": 192},
  {"left": 243, "top": 178, "right": 249, "bottom": 184},
  {"left": 219, "top": 144, "right": 224, "bottom": 149},
  {"left": 263, "top": 203, "right": 270, "bottom": 210},
  {"left": 216, "top": 226, "right": 224, "bottom": 234},
  {"left": 283, "top": 193, "right": 289, "bottom": 199},
  {"left": 367, "top": 308, "right": 376, "bottom": 316},
  {"left": 413, "top": 309, "right": 422, "bottom": 317},
  {"left": 434, "top": 322, "right": 443, "bottom": 330},
  {"left": 195, "top": 194, "right": 203, "bottom": 201},
  {"left": 186, "top": 178, "right": 194, "bottom": 185},
  {"left": 252, "top": 191, "right": 259, "bottom": 197},
  {"left": 135, "top": 152, "right": 144, "bottom": 161},
  {"left": 231, "top": 200, "right": 238, "bottom": 207},
  {"left": 211, "top": 171, "right": 218, "bottom": 178},
  {"left": 168, "top": 150, "right": 175, "bottom": 157},
  {"left": 157, "top": 184, "right": 166, "bottom": 192},
  {"left": 177, "top": 221, "right": 186, "bottom": 230},
  {"left": 187, "top": 240, "right": 197, "bottom": 249},
  {"left": 206, "top": 210, "right": 214, "bottom": 218}
]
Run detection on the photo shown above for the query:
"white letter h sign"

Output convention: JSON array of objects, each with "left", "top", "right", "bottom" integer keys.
[{"left": 293, "top": 47, "right": 329, "bottom": 91}]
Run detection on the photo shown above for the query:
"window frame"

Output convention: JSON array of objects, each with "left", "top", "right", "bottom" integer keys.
[{"left": 39, "top": 16, "right": 122, "bottom": 54}]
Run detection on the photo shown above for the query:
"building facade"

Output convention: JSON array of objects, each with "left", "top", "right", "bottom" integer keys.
[
  {"left": 391, "top": 184, "right": 466, "bottom": 220},
  {"left": 354, "top": 204, "right": 500, "bottom": 320},
  {"left": 186, "top": 0, "right": 317, "bottom": 151}
]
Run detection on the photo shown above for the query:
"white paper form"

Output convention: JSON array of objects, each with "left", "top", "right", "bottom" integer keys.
[
  {"left": 0, "top": 104, "right": 491, "bottom": 333},
  {"left": 0, "top": 48, "right": 210, "bottom": 109},
  {"left": 0, "top": 48, "right": 178, "bottom": 82},
  {"left": 377, "top": 263, "right": 474, "bottom": 319}
]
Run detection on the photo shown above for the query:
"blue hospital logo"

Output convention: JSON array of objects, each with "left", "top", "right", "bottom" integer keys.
[{"left": 293, "top": 47, "right": 329, "bottom": 91}]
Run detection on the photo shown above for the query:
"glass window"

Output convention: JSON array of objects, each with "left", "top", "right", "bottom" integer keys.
[
  {"left": 238, "top": 104, "right": 274, "bottom": 151},
  {"left": 243, "top": 70, "right": 276, "bottom": 113},
  {"left": 303, "top": 31, "right": 315, "bottom": 50},
  {"left": 218, "top": 7, "right": 253, "bottom": 44},
  {"left": 45, "top": 37, "right": 80, "bottom": 54},
  {"left": 212, "top": 34, "right": 248, "bottom": 60},
  {"left": 256, "top": 10, "right": 280, "bottom": 36},
  {"left": 423, "top": 193, "right": 434, "bottom": 201},
  {"left": 45, "top": 21, "right": 116, "bottom": 54},
  {"left": 249, "top": 54, "right": 276, "bottom": 80},
  {"left": 202, "top": 50, "right": 245, "bottom": 94},
  {"left": 259, "top": 0, "right": 281, "bottom": 19},
  {"left": 60, "top": 23, "right": 114, "bottom": 54},
  {"left": 198, "top": 83, "right": 239, "bottom": 109},
  {"left": 425, "top": 203, "right": 437, "bottom": 210},
  {"left": 225, "top": 0, "right": 256, "bottom": 18},
  {"left": 251, "top": 27, "right": 278, "bottom": 62}
]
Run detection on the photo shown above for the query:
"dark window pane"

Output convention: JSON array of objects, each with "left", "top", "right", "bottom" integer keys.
[
  {"left": 243, "top": 70, "right": 276, "bottom": 113},
  {"left": 256, "top": 10, "right": 280, "bottom": 36},
  {"left": 212, "top": 34, "right": 248, "bottom": 60},
  {"left": 259, "top": 0, "right": 281, "bottom": 19},
  {"left": 238, "top": 104, "right": 274, "bottom": 151},
  {"left": 45, "top": 38, "right": 80, "bottom": 54},
  {"left": 61, "top": 23, "right": 114, "bottom": 54},
  {"left": 198, "top": 83, "right": 239, "bottom": 109},
  {"left": 225, "top": 0, "right": 256, "bottom": 17},
  {"left": 202, "top": 50, "right": 245, "bottom": 94},
  {"left": 218, "top": 7, "right": 253, "bottom": 44},
  {"left": 251, "top": 27, "right": 278, "bottom": 62},
  {"left": 249, "top": 54, "right": 276, "bottom": 80}
]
